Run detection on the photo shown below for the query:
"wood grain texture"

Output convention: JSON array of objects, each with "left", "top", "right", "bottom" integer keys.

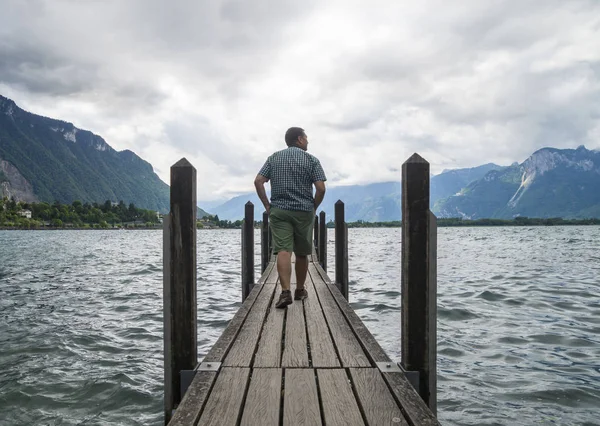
[
  {"left": 350, "top": 368, "right": 408, "bottom": 426},
  {"left": 258, "top": 261, "right": 275, "bottom": 285},
  {"left": 265, "top": 263, "right": 279, "bottom": 284},
  {"left": 310, "top": 261, "right": 440, "bottom": 424},
  {"left": 203, "top": 283, "right": 266, "bottom": 364},
  {"left": 304, "top": 277, "right": 340, "bottom": 367},
  {"left": 254, "top": 288, "right": 285, "bottom": 367},
  {"left": 310, "top": 265, "right": 371, "bottom": 367},
  {"left": 317, "top": 369, "right": 364, "bottom": 426},
  {"left": 309, "top": 262, "right": 391, "bottom": 363},
  {"left": 283, "top": 369, "right": 321, "bottom": 426},
  {"left": 197, "top": 367, "right": 250, "bottom": 426},
  {"left": 240, "top": 368, "right": 281, "bottom": 426},
  {"left": 168, "top": 371, "right": 216, "bottom": 426},
  {"left": 383, "top": 372, "right": 442, "bottom": 426},
  {"left": 223, "top": 284, "right": 275, "bottom": 367},
  {"left": 281, "top": 289, "right": 309, "bottom": 367}
]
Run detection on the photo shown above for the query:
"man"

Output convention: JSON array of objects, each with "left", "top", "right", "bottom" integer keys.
[{"left": 254, "top": 127, "right": 327, "bottom": 308}]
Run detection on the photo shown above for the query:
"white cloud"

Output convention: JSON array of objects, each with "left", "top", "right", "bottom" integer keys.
[{"left": 1, "top": 0, "right": 599, "bottom": 201}]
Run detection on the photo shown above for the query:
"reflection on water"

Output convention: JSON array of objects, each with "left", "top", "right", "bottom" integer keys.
[{"left": 1, "top": 226, "right": 599, "bottom": 425}]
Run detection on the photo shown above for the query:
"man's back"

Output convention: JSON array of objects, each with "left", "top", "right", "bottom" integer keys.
[{"left": 259, "top": 146, "right": 326, "bottom": 212}]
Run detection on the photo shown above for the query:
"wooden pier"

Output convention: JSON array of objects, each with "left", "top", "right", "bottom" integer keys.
[{"left": 163, "top": 155, "right": 439, "bottom": 425}]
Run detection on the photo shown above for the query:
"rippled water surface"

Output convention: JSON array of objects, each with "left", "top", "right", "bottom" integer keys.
[{"left": 1, "top": 227, "right": 599, "bottom": 425}]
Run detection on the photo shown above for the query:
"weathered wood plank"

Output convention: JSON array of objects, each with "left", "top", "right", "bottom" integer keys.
[
  {"left": 170, "top": 283, "right": 266, "bottom": 424},
  {"left": 240, "top": 368, "right": 281, "bottom": 426},
  {"left": 304, "top": 277, "right": 340, "bottom": 368},
  {"left": 310, "top": 265, "right": 370, "bottom": 367},
  {"left": 265, "top": 262, "right": 279, "bottom": 284},
  {"left": 350, "top": 368, "right": 408, "bottom": 426},
  {"left": 309, "top": 262, "right": 391, "bottom": 362},
  {"left": 284, "top": 369, "right": 321, "bottom": 426},
  {"left": 258, "top": 260, "right": 275, "bottom": 285},
  {"left": 223, "top": 284, "right": 275, "bottom": 367},
  {"left": 382, "top": 372, "right": 442, "bottom": 426},
  {"left": 203, "top": 283, "right": 266, "bottom": 363},
  {"left": 168, "top": 371, "right": 216, "bottom": 426},
  {"left": 197, "top": 367, "right": 250, "bottom": 426},
  {"left": 254, "top": 288, "right": 285, "bottom": 367},
  {"left": 317, "top": 369, "right": 364, "bottom": 426},
  {"left": 310, "top": 262, "right": 440, "bottom": 425},
  {"left": 282, "top": 290, "right": 309, "bottom": 367}
]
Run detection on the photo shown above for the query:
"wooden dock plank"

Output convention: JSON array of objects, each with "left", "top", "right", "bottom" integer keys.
[
  {"left": 317, "top": 369, "right": 365, "bottom": 426},
  {"left": 383, "top": 372, "right": 442, "bottom": 426},
  {"left": 258, "top": 261, "right": 275, "bottom": 284},
  {"left": 168, "top": 371, "right": 216, "bottom": 426},
  {"left": 311, "top": 262, "right": 441, "bottom": 426},
  {"left": 283, "top": 369, "right": 322, "bottom": 426},
  {"left": 254, "top": 288, "right": 285, "bottom": 367},
  {"left": 265, "top": 263, "right": 279, "bottom": 284},
  {"left": 282, "top": 291, "right": 309, "bottom": 367},
  {"left": 304, "top": 277, "right": 340, "bottom": 367},
  {"left": 350, "top": 368, "right": 408, "bottom": 426},
  {"left": 197, "top": 367, "right": 250, "bottom": 426},
  {"left": 240, "top": 368, "right": 281, "bottom": 426},
  {"left": 310, "top": 262, "right": 391, "bottom": 362},
  {"left": 310, "top": 266, "right": 371, "bottom": 367},
  {"left": 223, "top": 285, "right": 275, "bottom": 367},
  {"left": 169, "top": 283, "right": 266, "bottom": 425}
]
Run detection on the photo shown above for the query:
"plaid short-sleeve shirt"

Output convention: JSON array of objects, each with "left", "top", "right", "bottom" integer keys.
[{"left": 258, "top": 146, "right": 327, "bottom": 212}]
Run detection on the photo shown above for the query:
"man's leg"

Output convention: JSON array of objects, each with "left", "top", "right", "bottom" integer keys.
[
  {"left": 277, "top": 251, "right": 292, "bottom": 291},
  {"left": 292, "top": 210, "right": 314, "bottom": 301},
  {"left": 270, "top": 208, "right": 294, "bottom": 308},
  {"left": 295, "top": 255, "right": 308, "bottom": 290}
]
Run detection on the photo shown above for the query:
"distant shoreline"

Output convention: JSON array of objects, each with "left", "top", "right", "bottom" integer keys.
[{"left": 2, "top": 221, "right": 599, "bottom": 231}]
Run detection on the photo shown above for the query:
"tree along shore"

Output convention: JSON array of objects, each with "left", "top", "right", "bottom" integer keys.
[
  {"left": 0, "top": 197, "right": 161, "bottom": 229},
  {"left": 2, "top": 197, "right": 598, "bottom": 230},
  {"left": 339, "top": 217, "right": 600, "bottom": 228}
]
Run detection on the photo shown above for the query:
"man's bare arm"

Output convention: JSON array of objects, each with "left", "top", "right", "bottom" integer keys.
[
  {"left": 313, "top": 180, "right": 326, "bottom": 211},
  {"left": 254, "top": 174, "right": 271, "bottom": 214}
]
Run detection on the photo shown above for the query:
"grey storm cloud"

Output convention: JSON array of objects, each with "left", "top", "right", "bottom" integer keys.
[{"left": 0, "top": 0, "right": 599, "bottom": 198}]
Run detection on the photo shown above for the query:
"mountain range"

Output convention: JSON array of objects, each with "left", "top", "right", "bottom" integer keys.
[
  {"left": 209, "top": 147, "right": 600, "bottom": 221},
  {"left": 210, "top": 163, "right": 505, "bottom": 222},
  {"left": 0, "top": 95, "right": 170, "bottom": 213},
  {"left": 434, "top": 146, "right": 600, "bottom": 219},
  {"left": 2, "top": 95, "right": 599, "bottom": 221}
]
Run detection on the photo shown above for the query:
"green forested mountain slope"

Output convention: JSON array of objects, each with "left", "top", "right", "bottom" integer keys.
[
  {"left": 0, "top": 95, "right": 172, "bottom": 211},
  {"left": 434, "top": 146, "right": 600, "bottom": 219}
]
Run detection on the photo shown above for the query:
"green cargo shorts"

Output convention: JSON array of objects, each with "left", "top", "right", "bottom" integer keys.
[{"left": 269, "top": 207, "right": 314, "bottom": 256}]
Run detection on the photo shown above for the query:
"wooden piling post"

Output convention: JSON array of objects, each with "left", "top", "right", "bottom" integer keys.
[
  {"left": 241, "top": 202, "right": 254, "bottom": 302},
  {"left": 401, "top": 153, "right": 437, "bottom": 414},
  {"left": 261, "top": 211, "right": 269, "bottom": 273},
  {"left": 314, "top": 215, "right": 319, "bottom": 254},
  {"left": 318, "top": 210, "right": 327, "bottom": 271},
  {"left": 335, "top": 200, "right": 349, "bottom": 300},
  {"left": 163, "top": 158, "right": 197, "bottom": 424}
]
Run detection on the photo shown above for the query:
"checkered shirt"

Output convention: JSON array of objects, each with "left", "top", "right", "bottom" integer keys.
[{"left": 258, "top": 147, "right": 327, "bottom": 212}]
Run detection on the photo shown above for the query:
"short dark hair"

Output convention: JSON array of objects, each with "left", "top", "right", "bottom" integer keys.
[{"left": 285, "top": 127, "right": 305, "bottom": 146}]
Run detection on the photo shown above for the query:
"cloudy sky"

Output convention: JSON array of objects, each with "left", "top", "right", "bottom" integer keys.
[{"left": 1, "top": 0, "right": 599, "bottom": 202}]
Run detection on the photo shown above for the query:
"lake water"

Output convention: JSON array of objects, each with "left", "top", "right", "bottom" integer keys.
[{"left": 0, "top": 227, "right": 599, "bottom": 425}]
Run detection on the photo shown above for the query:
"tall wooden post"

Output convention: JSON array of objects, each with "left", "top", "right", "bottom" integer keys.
[
  {"left": 314, "top": 215, "right": 319, "bottom": 254},
  {"left": 241, "top": 202, "right": 254, "bottom": 301},
  {"left": 401, "top": 153, "right": 437, "bottom": 414},
  {"left": 335, "top": 200, "right": 349, "bottom": 300},
  {"left": 261, "top": 211, "right": 269, "bottom": 273},
  {"left": 318, "top": 210, "right": 327, "bottom": 271},
  {"left": 163, "top": 158, "right": 197, "bottom": 424}
]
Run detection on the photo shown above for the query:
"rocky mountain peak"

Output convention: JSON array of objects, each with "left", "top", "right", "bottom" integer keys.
[{"left": 524, "top": 146, "right": 597, "bottom": 177}]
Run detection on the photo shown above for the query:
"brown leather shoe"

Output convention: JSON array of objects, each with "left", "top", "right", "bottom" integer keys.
[
  {"left": 275, "top": 290, "right": 293, "bottom": 309},
  {"left": 294, "top": 288, "right": 308, "bottom": 301}
]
